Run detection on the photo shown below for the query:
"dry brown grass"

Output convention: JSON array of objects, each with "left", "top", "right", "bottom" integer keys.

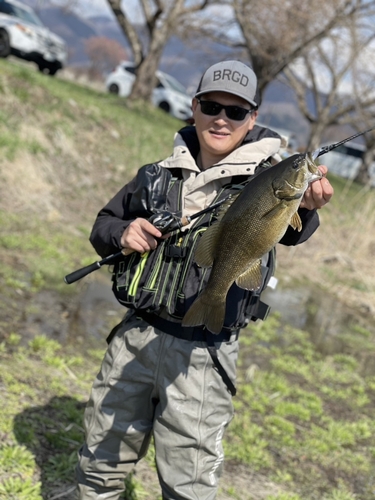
[{"left": 276, "top": 178, "right": 375, "bottom": 317}]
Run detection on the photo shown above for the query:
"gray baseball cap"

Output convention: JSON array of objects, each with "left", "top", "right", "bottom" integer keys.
[{"left": 195, "top": 60, "right": 258, "bottom": 108}]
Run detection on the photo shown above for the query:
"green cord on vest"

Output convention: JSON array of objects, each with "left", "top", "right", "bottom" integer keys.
[{"left": 129, "top": 251, "right": 150, "bottom": 297}]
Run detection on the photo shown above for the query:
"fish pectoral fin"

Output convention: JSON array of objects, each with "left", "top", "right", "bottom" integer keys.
[
  {"left": 194, "top": 222, "right": 221, "bottom": 267},
  {"left": 289, "top": 211, "right": 302, "bottom": 231},
  {"left": 235, "top": 261, "right": 263, "bottom": 290},
  {"left": 261, "top": 202, "right": 286, "bottom": 220}
]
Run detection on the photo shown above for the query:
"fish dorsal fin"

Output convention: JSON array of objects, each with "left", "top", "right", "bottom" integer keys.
[
  {"left": 289, "top": 211, "right": 302, "bottom": 231},
  {"left": 194, "top": 222, "right": 221, "bottom": 268},
  {"left": 235, "top": 260, "right": 263, "bottom": 291}
]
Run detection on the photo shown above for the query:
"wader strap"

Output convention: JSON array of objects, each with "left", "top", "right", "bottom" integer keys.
[
  {"left": 206, "top": 334, "right": 237, "bottom": 397},
  {"left": 137, "top": 311, "right": 239, "bottom": 342},
  {"left": 106, "top": 317, "right": 129, "bottom": 344}
]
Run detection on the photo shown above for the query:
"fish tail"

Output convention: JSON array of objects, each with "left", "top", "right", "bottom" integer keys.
[{"left": 182, "top": 290, "right": 226, "bottom": 335}]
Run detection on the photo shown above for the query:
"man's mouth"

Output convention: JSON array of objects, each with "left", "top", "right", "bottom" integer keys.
[{"left": 210, "top": 130, "right": 229, "bottom": 136}]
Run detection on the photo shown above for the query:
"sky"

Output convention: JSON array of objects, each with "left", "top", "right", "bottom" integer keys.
[
  {"left": 30, "top": 0, "right": 142, "bottom": 20},
  {"left": 64, "top": 0, "right": 142, "bottom": 21}
]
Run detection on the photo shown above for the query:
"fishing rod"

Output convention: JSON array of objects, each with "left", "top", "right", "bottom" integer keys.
[
  {"left": 311, "top": 126, "right": 375, "bottom": 159},
  {"left": 63, "top": 196, "right": 230, "bottom": 285}
]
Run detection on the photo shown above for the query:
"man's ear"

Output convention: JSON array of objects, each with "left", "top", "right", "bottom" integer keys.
[
  {"left": 192, "top": 97, "right": 199, "bottom": 112},
  {"left": 248, "top": 110, "right": 258, "bottom": 130}
]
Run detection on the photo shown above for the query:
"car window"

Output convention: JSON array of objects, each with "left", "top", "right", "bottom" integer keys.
[
  {"left": 161, "top": 73, "right": 187, "bottom": 94},
  {"left": 0, "top": 1, "right": 44, "bottom": 26},
  {"left": 334, "top": 144, "right": 364, "bottom": 158},
  {"left": 124, "top": 65, "right": 136, "bottom": 75},
  {"left": 156, "top": 79, "right": 164, "bottom": 88}
]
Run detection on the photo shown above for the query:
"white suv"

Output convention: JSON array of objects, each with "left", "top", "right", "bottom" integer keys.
[
  {"left": 106, "top": 62, "right": 193, "bottom": 121},
  {"left": 0, "top": 0, "right": 67, "bottom": 75}
]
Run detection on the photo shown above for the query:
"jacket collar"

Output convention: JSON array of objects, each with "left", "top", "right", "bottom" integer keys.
[{"left": 160, "top": 124, "right": 284, "bottom": 177}]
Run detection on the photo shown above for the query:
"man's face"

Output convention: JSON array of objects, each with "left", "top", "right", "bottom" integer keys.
[{"left": 192, "top": 91, "right": 258, "bottom": 168}]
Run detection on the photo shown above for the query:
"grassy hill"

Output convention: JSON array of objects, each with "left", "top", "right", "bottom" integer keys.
[{"left": 0, "top": 58, "right": 375, "bottom": 500}]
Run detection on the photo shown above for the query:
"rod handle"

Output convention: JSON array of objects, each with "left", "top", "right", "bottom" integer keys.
[{"left": 64, "top": 262, "right": 101, "bottom": 284}]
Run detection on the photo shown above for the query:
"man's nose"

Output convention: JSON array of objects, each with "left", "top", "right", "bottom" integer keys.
[{"left": 214, "top": 109, "right": 228, "bottom": 122}]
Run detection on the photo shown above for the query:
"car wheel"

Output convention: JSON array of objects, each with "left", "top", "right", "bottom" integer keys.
[
  {"left": 159, "top": 101, "right": 171, "bottom": 113},
  {"left": 108, "top": 83, "right": 120, "bottom": 94},
  {"left": 47, "top": 64, "right": 60, "bottom": 76},
  {"left": 37, "top": 62, "right": 60, "bottom": 76},
  {"left": 159, "top": 101, "right": 170, "bottom": 113},
  {"left": 0, "top": 29, "right": 11, "bottom": 58},
  {"left": 37, "top": 63, "right": 47, "bottom": 74}
]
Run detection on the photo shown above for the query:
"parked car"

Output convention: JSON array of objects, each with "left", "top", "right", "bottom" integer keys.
[
  {"left": 106, "top": 62, "right": 193, "bottom": 121},
  {"left": 0, "top": 0, "right": 67, "bottom": 75},
  {"left": 321, "top": 141, "right": 375, "bottom": 186}
]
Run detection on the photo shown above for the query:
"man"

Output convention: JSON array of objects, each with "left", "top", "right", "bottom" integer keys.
[{"left": 76, "top": 60, "right": 333, "bottom": 500}]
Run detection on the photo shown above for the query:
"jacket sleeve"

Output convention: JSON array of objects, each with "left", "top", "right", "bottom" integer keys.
[
  {"left": 279, "top": 207, "right": 320, "bottom": 246},
  {"left": 89, "top": 163, "right": 173, "bottom": 257},
  {"left": 89, "top": 176, "right": 139, "bottom": 258}
]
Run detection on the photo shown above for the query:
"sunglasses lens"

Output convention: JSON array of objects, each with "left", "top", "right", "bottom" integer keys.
[
  {"left": 199, "top": 100, "right": 250, "bottom": 121},
  {"left": 199, "top": 101, "right": 222, "bottom": 116},
  {"left": 226, "top": 107, "right": 248, "bottom": 120}
]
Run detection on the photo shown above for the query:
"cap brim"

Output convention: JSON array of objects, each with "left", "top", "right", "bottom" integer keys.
[{"left": 194, "top": 89, "right": 258, "bottom": 108}]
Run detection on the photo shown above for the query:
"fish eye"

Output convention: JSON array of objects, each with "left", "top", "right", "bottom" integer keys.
[{"left": 291, "top": 154, "right": 306, "bottom": 169}]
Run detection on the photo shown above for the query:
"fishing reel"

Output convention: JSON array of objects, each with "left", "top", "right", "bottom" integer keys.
[{"left": 148, "top": 211, "right": 183, "bottom": 234}]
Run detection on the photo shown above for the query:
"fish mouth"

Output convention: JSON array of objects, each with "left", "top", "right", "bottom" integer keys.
[
  {"left": 284, "top": 179, "right": 301, "bottom": 190},
  {"left": 308, "top": 170, "right": 323, "bottom": 184}
]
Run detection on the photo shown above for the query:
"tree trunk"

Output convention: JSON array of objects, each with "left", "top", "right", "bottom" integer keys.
[
  {"left": 354, "top": 148, "right": 373, "bottom": 185},
  {"left": 130, "top": 48, "right": 163, "bottom": 101},
  {"left": 306, "top": 120, "right": 328, "bottom": 152}
]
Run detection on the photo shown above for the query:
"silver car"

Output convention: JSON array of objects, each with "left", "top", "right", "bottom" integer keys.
[
  {"left": 0, "top": 0, "right": 67, "bottom": 75},
  {"left": 106, "top": 61, "right": 193, "bottom": 121}
]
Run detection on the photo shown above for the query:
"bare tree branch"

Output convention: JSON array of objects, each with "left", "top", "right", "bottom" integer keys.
[
  {"left": 106, "top": 0, "right": 213, "bottom": 102},
  {"left": 107, "top": 0, "right": 144, "bottom": 66},
  {"left": 283, "top": 12, "right": 375, "bottom": 165}
]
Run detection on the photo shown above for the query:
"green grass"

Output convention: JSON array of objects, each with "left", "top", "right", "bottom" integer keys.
[
  {"left": 0, "top": 335, "right": 91, "bottom": 499},
  {"left": 225, "top": 314, "right": 375, "bottom": 499},
  {"left": 0, "top": 333, "right": 160, "bottom": 499}
]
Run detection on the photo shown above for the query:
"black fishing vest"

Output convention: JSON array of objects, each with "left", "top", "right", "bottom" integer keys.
[{"left": 111, "top": 163, "right": 275, "bottom": 330}]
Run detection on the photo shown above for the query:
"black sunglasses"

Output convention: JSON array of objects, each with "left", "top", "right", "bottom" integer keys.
[{"left": 197, "top": 98, "right": 255, "bottom": 121}]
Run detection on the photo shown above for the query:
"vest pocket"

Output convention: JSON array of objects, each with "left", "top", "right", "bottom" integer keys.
[
  {"left": 169, "top": 227, "right": 209, "bottom": 318},
  {"left": 112, "top": 246, "right": 162, "bottom": 309}
]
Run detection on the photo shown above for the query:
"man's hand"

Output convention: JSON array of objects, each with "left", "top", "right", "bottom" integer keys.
[
  {"left": 121, "top": 218, "right": 165, "bottom": 254},
  {"left": 300, "top": 165, "right": 334, "bottom": 210}
]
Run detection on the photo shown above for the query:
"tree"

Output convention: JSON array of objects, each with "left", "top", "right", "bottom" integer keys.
[
  {"left": 220, "top": 0, "right": 375, "bottom": 183},
  {"left": 219, "top": 0, "right": 375, "bottom": 97},
  {"left": 279, "top": 8, "right": 375, "bottom": 184},
  {"left": 282, "top": 33, "right": 375, "bottom": 150},
  {"left": 344, "top": 111, "right": 375, "bottom": 185},
  {"left": 106, "top": 0, "right": 212, "bottom": 101},
  {"left": 84, "top": 36, "right": 128, "bottom": 80}
]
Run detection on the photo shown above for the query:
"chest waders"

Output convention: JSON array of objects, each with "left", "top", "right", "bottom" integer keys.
[{"left": 110, "top": 169, "right": 275, "bottom": 396}]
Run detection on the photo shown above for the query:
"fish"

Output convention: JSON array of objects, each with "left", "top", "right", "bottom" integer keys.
[{"left": 182, "top": 153, "right": 322, "bottom": 334}]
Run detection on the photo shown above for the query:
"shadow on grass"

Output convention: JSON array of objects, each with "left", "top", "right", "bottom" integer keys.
[
  {"left": 13, "top": 395, "right": 85, "bottom": 500},
  {"left": 13, "top": 396, "right": 139, "bottom": 500}
]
